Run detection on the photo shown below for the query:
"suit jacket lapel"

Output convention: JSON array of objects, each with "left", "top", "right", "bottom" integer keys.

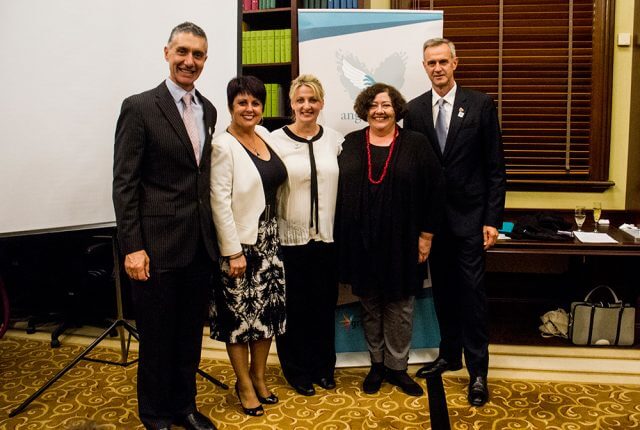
[
  {"left": 443, "top": 88, "right": 468, "bottom": 158},
  {"left": 420, "top": 90, "right": 442, "bottom": 159},
  {"left": 155, "top": 82, "right": 198, "bottom": 165}
]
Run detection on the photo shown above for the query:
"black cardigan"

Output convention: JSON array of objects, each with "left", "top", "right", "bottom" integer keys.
[{"left": 335, "top": 126, "right": 445, "bottom": 300}]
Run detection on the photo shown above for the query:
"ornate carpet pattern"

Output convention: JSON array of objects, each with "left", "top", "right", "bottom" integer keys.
[{"left": 1, "top": 336, "right": 640, "bottom": 429}]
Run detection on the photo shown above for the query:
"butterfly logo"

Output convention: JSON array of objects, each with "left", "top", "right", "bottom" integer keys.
[{"left": 336, "top": 50, "right": 408, "bottom": 99}]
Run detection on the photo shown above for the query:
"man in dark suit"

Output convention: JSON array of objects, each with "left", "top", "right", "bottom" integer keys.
[
  {"left": 404, "top": 38, "right": 506, "bottom": 407},
  {"left": 113, "top": 22, "right": 218, "bottom": 430}
]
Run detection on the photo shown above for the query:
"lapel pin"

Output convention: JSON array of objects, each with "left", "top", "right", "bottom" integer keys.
[{"left": 458, "top": 107, "right": 465, "bottom": 118}]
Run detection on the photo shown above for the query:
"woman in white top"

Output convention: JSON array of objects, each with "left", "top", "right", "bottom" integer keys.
[
  {"left": 271, "top": 74, "right": 344, "bottom": 396},
  {"left": 209, "top": 76, "right": 287, "bottom": 416}
]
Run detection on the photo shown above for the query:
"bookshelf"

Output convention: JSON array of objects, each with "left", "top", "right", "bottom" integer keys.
[
  {"left": 241, "top": 1, "right": 299, "bottom": 130},
  {"left": 240, "top": 0, "right": 364, "bottom": 130}
]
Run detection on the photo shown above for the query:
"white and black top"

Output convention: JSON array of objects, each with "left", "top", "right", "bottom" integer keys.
[{"left": 271, "top": 125, "right": 344, "bottom": 246}]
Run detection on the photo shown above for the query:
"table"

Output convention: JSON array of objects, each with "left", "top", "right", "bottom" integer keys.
[{"left": 491, "top": 226, "right": 640, "bottom": 256}]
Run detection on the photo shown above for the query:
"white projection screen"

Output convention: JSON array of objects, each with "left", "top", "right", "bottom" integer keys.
[{"left": 0, "top": 0, "right": 239, "bottom": 236}]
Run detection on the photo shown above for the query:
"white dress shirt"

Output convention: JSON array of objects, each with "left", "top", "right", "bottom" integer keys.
[{"left": 432, "top": 83, "right": 458, "bottom": 132}]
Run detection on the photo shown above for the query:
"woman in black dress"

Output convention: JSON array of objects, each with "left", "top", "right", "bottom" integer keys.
[
  {"left": 210, "top": 76, "right": 287, "bottom": 416},
  {"left": 335, "top": 83, "right": 444, "bottom": 397}
]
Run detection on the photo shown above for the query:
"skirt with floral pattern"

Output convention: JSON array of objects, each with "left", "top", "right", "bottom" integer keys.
[{"left": 210, "top": 217, "right": 286, "bottom": 343}]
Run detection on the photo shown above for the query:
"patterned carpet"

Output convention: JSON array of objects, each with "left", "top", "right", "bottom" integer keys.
[{"left": 1, "top": 335, "right": 640, "bottom": 429}]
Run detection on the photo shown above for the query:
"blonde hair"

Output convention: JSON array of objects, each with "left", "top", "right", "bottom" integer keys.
[{"left": 288, "top": 74, "right": 325, "bottom": 104}]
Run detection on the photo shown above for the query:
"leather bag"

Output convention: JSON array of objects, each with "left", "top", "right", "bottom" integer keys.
[{"left": 569, "top": 286, "right": 635, "bottom": 346}]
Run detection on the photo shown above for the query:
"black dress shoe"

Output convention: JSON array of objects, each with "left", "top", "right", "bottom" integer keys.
[
  {"left": 292, "top": 381, "right": 316, "bottom": 396},
  {"left": 175, "top": 411, "right": 217, "bottom": 430},
  {"left": 415, "top": 357, "right": 463, "bottom": 378},
  {"left": 314, "top": 377, "right": 336, "bottom": 390},
  {"left": 385, "top": 369, "right": 424, "bottom": 397},
  {"left": 468, "top": 376, "right": 489, "bottom": 407},
  {"left": 362, "top": 362, "right": 385, "bottom": 394}
]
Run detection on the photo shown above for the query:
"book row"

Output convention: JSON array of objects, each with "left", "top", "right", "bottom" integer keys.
[
  {"left": 302, "top": 0, "right": 359, "bottom": 7},
  {"left": 243, "top": 0, "right": 359, "bottom": 10},
  {"left": 242, "top": 30, "right": 292, "bottom": 65},
  {"left": 242, "top": 0, "right": 286, "bottom": 11},
  {"left": 264, "top": 83, "right": 285, "bottom": 118}
]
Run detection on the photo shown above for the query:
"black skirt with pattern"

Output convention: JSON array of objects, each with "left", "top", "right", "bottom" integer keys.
[{"left": 209, "top": 217, "right": 287, "bottom": 343}]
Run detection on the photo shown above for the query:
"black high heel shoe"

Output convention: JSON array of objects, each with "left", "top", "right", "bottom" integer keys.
[
  {"left": 235, "top": 382, "right": 264, "bottom": 416},
  {"left": 255, "top": 388, "right": 278, "bottom": 405}
]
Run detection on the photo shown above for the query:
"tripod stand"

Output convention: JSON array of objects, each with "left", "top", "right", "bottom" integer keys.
[{"left": 9, "top": 233, "right": 227, "bottom": 417}]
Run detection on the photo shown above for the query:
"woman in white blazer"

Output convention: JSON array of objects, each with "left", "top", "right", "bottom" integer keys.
[{"left": 209, "top": 76, "right": 287, "bottom": 417}]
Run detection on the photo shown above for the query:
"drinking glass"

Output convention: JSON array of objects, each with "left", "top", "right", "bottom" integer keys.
[
  {"left": 593, "top": 202, "right": 602, "bottom": 232},
  {"left": 574, "top": 206, "right": 586, "bottom": 231}
]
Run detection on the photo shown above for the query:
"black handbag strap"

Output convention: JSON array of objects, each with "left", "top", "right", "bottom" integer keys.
[
  {"left": 614, "top": 306, "right": 625, "bottom": 345},
  {"left": 587, "top": 305, "right": 596, "bottom": 345},
  {"left": 586, "top": 302, "right": 626, "bottom": 345}
]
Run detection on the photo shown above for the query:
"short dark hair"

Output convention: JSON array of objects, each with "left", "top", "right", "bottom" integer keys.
[
  {"left": 353, "top": 83, "right": 407, "bottom": 121},
  {"left": 168, "top": 22, "right": 207, "bottom": 44},
  {"left": 226, "top": 75, "right": 266, "bottom": 109}
]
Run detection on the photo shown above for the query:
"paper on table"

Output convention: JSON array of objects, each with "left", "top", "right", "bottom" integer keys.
[
  {"left": 498, "top": 233, "right": 511, "bottom": 240},
  {"left": 573, "top": 232, "right": 618, "bottom": 243}
]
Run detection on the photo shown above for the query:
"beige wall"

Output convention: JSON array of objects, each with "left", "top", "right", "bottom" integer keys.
[
  {"left": 367, "top": 0, "right": 390, "bottom": 8},
  {"left": 368, "top": 0, "right": 637, "bottom": 211}
]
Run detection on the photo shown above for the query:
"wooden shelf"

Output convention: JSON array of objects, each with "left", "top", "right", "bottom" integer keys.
[{"left": 242, "top": 62, "right": 292, "bottom": 68}]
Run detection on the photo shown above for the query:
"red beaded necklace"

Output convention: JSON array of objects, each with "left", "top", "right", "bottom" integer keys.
[{"left": 366, "top": 126, "right": 399, "bottom": 185}]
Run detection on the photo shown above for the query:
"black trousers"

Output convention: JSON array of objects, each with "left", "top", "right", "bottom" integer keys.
[
  {"left": 429, "top": 228, "right": 489, "bottom": 377},
  {"left": 130, "top": 246, "right": 212, "bottom": 428},
  {"left": 276, "top": 241, "right": 338, "bottom": 385}
]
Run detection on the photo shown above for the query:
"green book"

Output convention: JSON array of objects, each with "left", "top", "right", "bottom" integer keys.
[
  {"left": 265, "top": 84, "right": 273, "bottom": 117},
  {"left": 274, "top": 29, "right": 282, "bottom": 63},
  {"left": 265, "top": 30, "right": 275, "bottom": 63},
  {"left": 320, "top": 0, "right": 328, "bottom": 8},
  {"left": 256, "top": 30, "right": 267, "bottom": 64},
  {"left": 245, "top": 31, "right": 251, "bottom": 64},
  {"left": 244, "top": 31, "right": 250, "bottom": 64},
  {"left": 250, "top": 31, "right": 258, "bottom": 64},
  {"left": 270, "top": 83, "right": 277, "bottom": 117},
  {"left": 283, "top": 29, "right": 291, "bottom": 63},
  {"left": 241, "top": 31, "right": 247, "bottom": 64},
  {"left": 273, "top": 84, "right": 279, "bottom": 117}
]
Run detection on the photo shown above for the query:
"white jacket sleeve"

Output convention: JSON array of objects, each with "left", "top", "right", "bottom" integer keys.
[{"left": 210, "top": 136, "right": 243, "bottom": 256}]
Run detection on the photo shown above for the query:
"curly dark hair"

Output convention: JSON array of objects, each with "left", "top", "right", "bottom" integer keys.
[
  {"left": 353, "top": 83, "right": 407, "bottom": 122},
  {"left": 226, "top": 75, "right": 266, "bottom": 110}
]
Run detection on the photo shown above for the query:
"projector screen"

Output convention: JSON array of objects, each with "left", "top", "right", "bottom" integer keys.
[{"left": 0, "top": 0, "right": 239, "bottom": 236}]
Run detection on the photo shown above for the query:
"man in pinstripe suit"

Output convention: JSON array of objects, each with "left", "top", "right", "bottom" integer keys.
[{"left": 113, "top": 22, "right": 218, "bottom": 430}]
